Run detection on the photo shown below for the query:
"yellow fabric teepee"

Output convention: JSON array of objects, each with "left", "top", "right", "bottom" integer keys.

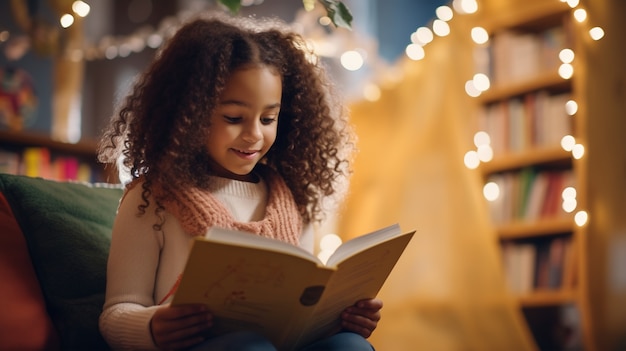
[{"left": 336, "top": 5, "right": 535, "bottom": 351}]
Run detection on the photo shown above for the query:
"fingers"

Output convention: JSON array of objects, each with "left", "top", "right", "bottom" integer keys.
[
  {"left": 151, "top": 304, "right": 213, "bottom": 350},
  {"left": 340, "top": 298, "right": 382, "bottom": 338}
]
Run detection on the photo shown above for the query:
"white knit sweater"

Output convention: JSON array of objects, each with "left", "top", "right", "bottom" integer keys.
[{"left": 98, "top": 177, "right": 312, "bottom": 350}]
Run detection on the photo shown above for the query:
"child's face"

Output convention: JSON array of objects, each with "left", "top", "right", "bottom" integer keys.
[{"left": 205, "top": 65, "right": 282, "bottom": 181}]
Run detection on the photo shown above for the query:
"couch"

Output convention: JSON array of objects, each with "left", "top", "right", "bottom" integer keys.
[{"left": 0, "top": 173, "right": 123, "bottom": 351}]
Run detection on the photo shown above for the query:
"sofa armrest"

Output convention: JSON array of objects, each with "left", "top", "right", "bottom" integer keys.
[
  {"left": 0, "top": 174, "right": 123, "bottom": 351},
  {"left": 0, "top": 192, "right": 60, "bottom": 350}
]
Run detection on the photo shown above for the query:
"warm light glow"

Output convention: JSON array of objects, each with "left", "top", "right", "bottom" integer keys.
[
  {"left": 573, "top": 8, "right": 587, "bottom": 22},
  {"left": 72, "top": 1, "right": 90, "bottom": 17},
  {"left": 563, "top": 198, "right": 577, "bottom": 213},
  {"left": 562, "top": 186, "right": 577, "bottom": 199},
  {"left": 453, "top": 0, "right": 478, "bottom": 14},
  {"left": 317, "top": 233, "right": 343, "bottom": 264},
  {"left": 432, "top": 19, "right": 451, "bottom": 37},
  {"left": 465, "top": 80, "right": 481, "bottom": 97},
  {"left": 559, "top": 63, "right": 574, "bottom": 79},
  {"left": 147, "top": 34, "right": 163, "bottom": 48},
  {"left": 472, "top": 73, "right": 490, "bottom": 91},
  {"left": 566, "top": 0, "right": 580, "bottom": 8},
  {"left": 561, "top": 135, "right": 576, "bottom": 151},
  {"left": 69, "top": 49, "right": 83, "bottom": 62},
  {"left": 105, "top": 46, "right": 118, "bottom": 60},
  {"left": 559, "top": 49, "right": 575, "bottom": 63},
  {"left": 363, "top": 83, "right": 381, "bottom": 102},
  {"left": 320, "top": 233, "right": 342, "bottom": 251},
  {"left": 412, "top": 27, "right": 434, "bottom": 45},
  {"left": 590, "top": 27, "right": 605, "bottom": 40},
  {"left": 471, "top": 27, "right": 489, "bottom": 44},
  {"left": 477, "top": 144, "right": 493, "bottom": 162},
  {"left": 340, "top": 50, "right": 364, "bottom": 71},
  {"left": 474, "top": 131, "right": 491, "bottom": 147},
  {"left": 464, "top": 150, "right": 480, "bottom": 169},
  {"left": 406, "top": 43, "right": 425, "bottom": 60},
  {"left": 319, "top": 16, "right": 332, "bottom": 26},
  {"left": 436, "top": 6, "right": 454, "bottom": 21},
  {"left": 118, "top": 44, "right": 131, "bottom": 57},
  {"left": 0, "top": 31, "right": 9, "bottom": 42},
  {"left": 565, "top": 100, "right": 578, "bottom": 115},
  {"left": 572, "top": 143, "right": 585, "bottom": 159},
  {"left": 483, "top": 182, "right": 500, "bottom": 201},
  {"left": 575, "top": 211, "right": 588, "bottom": 226},
  {"left": 60, "top": 14, "right": 75, "bottom": 28}
]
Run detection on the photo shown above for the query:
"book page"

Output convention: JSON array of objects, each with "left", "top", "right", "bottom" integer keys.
[
  {"left": 295, "top": 229, "right": 415, "bottom": 348},
  {"left": 326, "top": 223, "right": 402, "bottom": 267},
  {"left": 172, "top": 237, "right": 334, "bottom": 348},
  {"left": 205, "top": 226, "right": 321, "bottom": 264}
]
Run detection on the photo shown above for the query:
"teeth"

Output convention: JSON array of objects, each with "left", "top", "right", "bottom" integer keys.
[{"left": 236, "top": 149, "right": 255, "bottom": 154}]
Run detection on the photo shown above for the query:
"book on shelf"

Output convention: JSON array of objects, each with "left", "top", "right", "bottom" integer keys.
[
  {"left": 0, "top": 149, "right": 20, "bottom": 174},
  {"left": 22, "top": 147, "right": 51, "bottom": 178},
  {"left": 0, "top": 146, "right": 97, "bottom": 182},
  {"left": 503, "top": 236, "right": 573, "bottom": 294},
  {"left": 489, "top": 25, "right": 568, "bottom": 85},
  {"left": 502, "top": 242, "right": 537, "bottom": 294},
  {"left": 171, "top": 223, "right": 416, "bottom": 350}
]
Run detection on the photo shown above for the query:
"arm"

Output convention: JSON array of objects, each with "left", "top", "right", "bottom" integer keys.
[
  {"left": 341, "top": 298, "right": 382, "bottom": 338},
  {"left": 99, "top": 184, "right": 212, "bottom": 350},
  {"left": 99, "top": 184, "right": 164, "bottom": 350}
]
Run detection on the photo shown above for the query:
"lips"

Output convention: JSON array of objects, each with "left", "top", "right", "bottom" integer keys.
[{"left": 232, "top": 148, "right": 259, "bottom": 159}]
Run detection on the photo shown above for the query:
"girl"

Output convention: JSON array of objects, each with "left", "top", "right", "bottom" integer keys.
[{"left": 98, "top": 13, "right": 382, "bottom": 351}]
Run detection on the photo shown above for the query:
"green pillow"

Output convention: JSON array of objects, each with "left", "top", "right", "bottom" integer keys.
[{"left": 0, "top": 174, "right": 123, "bottom": 351}]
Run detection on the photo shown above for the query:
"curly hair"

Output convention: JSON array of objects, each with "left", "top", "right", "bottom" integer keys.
[{"left": 98, "top": 13, "right": 355, "bottom": 225}]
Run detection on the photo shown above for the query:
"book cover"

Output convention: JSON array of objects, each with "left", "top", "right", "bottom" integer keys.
[{"left": 172, "top": 223, "right": 415, "bottom": 350}]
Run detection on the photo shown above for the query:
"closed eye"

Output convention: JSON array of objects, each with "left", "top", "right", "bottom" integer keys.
[
  {"left": 261, "top": 116, "right": 277, "bottom": 125},
  {"left": 223, "top": 115, "right": 242, "bottom": 123}
]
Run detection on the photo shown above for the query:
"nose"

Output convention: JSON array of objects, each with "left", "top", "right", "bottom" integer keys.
[{"left": 242, "top": 120, "right": 262, "bottom": 143}]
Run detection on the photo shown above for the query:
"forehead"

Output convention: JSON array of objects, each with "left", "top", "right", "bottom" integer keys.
[{"left": 219, "top": 65, "right": 282, "bottom": 104}]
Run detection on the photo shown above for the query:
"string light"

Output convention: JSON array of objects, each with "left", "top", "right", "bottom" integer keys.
[
  {"left": 60, "top": 14, "right": 75, "bottom": 28},
  {"left": 573, "top": 8, "right": 587, "bottom": 22},
  {"left": 406, "top": 44, "right": 425, "bottom": 61},
  {"left": 471, "top": 27, "right": 489, "bottom": 44},
  {"left": 589, "top": 27, "right": 605, "bottom": 40},
  {"left": 72, "top": 1, "right": 91, "bottom": 17},
  {"left": 340, "top": 50, "right": 365, "bottom": 71},
  {"left": 436, "top": 6, "right": 454, "bottom": 21},
  {"left": 575, "top": 211, "right": 588, "bottom": 226}
]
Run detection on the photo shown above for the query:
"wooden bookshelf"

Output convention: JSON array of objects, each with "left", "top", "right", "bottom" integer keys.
[
  {"left": 472, "top": 0, "right": 626, "bottom": 350},
  {"left": 0, "top": 130, "right": 117, "bottom": 183},
  {"left": 0, "top": 130, "right": 98, "bottom": 155}
]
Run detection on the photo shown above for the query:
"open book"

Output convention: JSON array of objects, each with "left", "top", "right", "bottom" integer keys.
[{"left": 171, "top": 223, "right": 415, "bottom": 350}]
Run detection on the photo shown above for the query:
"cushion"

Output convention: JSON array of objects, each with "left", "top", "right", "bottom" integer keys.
[
  {"left": 0, "top": 192, "right": 60, "bottom": 350},
  {"left": 0, "top": 174, "right": 123, "bottom": 351}
]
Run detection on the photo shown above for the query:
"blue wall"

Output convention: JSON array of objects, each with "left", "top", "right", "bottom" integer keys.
[{"left": 375, "top": 0, "right": 448, "bottom": 62}]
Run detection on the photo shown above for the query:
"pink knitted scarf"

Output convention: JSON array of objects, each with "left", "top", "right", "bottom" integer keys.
[{"left": 158, "top": 166, "right": 302, "bottom": 245}]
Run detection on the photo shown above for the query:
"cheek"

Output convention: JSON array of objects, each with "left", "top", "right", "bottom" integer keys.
[{"left": 264, "top": 125, "right": 278, "bottom": 145}]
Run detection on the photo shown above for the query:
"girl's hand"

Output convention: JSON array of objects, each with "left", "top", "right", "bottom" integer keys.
[
  {"left": 340, "top": 298, "right": 382, "bottom": 338},
  {"left": 150, "top": 304, "right": 213, "bottom": 350}
]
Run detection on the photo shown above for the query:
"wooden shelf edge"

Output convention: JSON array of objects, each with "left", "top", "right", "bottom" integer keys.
[
  {"left": 0, "top": 130, "right": 99, "bottom": 156},
  {"left": 497, "top": 217, "right": 574, "bottom": 239},
  {"left": 478, "top": 72, "right": 572, "bottom": 104},
  {"left": 481, "top": 1, "right": 571, "bottom": 32},
  {"left": 480, "top": 147, "right": 572, "bottom": 174},
  {"left": 516, "top": 289, "right": 577, "bottom": 307}
]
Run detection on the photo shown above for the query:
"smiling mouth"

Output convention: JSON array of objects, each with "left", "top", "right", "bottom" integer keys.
[
  {"left": 233, "top": 148, "right": 257, "bottom": 154},
  {"left": 232, "top": 148, "right": 260, "bottom": 158}
]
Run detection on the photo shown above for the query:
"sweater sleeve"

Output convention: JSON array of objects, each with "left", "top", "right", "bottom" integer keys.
[{"left": 99, "top": 184, "right": 163, "bottom": 350}]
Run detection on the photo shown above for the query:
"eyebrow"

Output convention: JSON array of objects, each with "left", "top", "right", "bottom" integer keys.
[{"left": 220, "top": 100, "right": 281, "bottom": 110}]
